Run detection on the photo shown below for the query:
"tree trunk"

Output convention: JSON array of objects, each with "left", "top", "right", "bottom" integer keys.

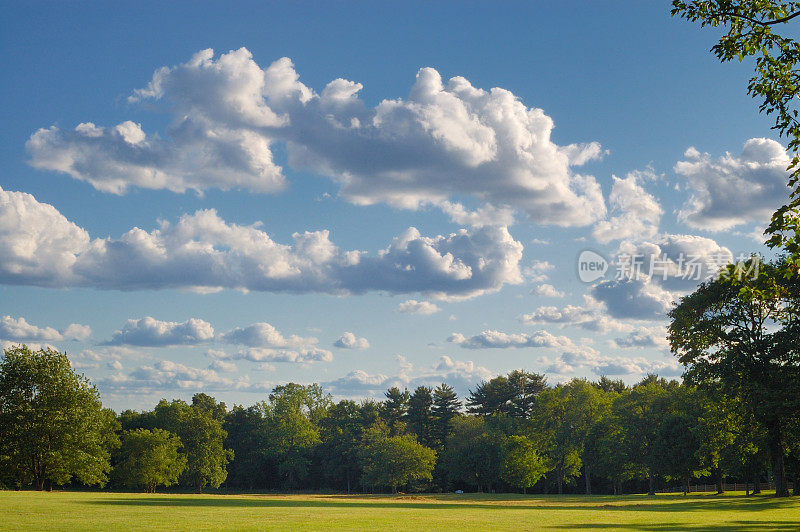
[
  {"left": 713, "top": 467, "right": 723, "bottom": 494},
  {"left": 684, "top": 473, "right": 690, "bottom": 495},
  {"left": 766, "top": 421, "right": 789, "bottom": 497},
  {"left": 557, "top": 472, "right": 563, "bottom": 495},
  {"left": 794, "top": 473, "right": 800, "bottom": 496},
  {"left": 753, "top": 472, "right": 761, "bottom": 494},
  {"left": 35, "top": 477, "right": 44, "bottom": 491},
  {"left": 45, "top": 479, "right": 53, "bottom": 492},
  {"left": 648, "top": 472, "right": 655, "bottom": 496},
  {"left": 584, "top": 465, "right": 591, "bottom": 495}
]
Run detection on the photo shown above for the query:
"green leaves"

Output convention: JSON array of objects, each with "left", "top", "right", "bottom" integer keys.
[
  {"left": 673, "top": 1, "right": 800, "bottom": 263},
  {"left": 0, "top": 345, "right": 118, "bottom": 489}
]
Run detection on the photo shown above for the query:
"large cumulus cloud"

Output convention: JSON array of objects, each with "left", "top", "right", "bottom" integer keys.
[
  {"left": 27, "top": 48, "right": 607, "bottom": 225},
  {"left": 675, "top": 138, "right": 791, "bottom": 231},
  {"left": 0, "top": 186, "right": 521, "bottom": 298}
]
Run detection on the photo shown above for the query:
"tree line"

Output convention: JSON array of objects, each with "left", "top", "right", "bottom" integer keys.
[{"left": 1, "top": 293, "right": 798, "bottom": 497}]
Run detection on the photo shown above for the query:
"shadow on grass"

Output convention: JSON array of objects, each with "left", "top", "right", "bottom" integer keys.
[
  {"left": 553, "top": 522, "right": 800, "bottom": 531},
  {"left": 86, "top": 494, "right": 800, "bottom": 515}
]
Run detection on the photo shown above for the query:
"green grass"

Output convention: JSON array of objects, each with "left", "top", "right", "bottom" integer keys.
[{"left": 2, "top": 490, "right": 799, "bottom": 531}]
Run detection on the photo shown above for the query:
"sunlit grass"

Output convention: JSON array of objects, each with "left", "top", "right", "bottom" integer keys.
[{"left": 2, "top": 490, "right": 799, "bottom": 530}]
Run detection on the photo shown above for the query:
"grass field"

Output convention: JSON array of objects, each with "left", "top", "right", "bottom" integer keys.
[{"left": 2, "top": 490, "right": 800, "bottom": 531}]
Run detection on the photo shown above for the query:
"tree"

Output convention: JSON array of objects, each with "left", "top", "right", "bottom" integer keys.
[
  {"left": 407, "top": 386, "right": 435, "bottom": 447},
  {"left": 262, "top": 383, "right": 329, "bottom": 487},
  {"left": 467, "top": 375, "right": 514, "bottom": 416},
  {"left": 656, "top": 387, "right": 705, "bottom": 494},
  {"left": 0, "top": 346, "right": 119, "bottom": 490},
  {"left": 671, "top": 1, "right": 800, "bottom": 265},
  {"left": 468, "top": 371, "right": 546, "bottom": 419},
  {"left": 501, "top": 435, "right": 548, "bottom": 494},
  {"left": 613, "top": 382, "right": 671, "bottom": 496},
  {"left": 594, "top": 376, "right": 627, "bottom": 394},
  {"left": 380, "top": 387, "right": 410, "bottom": 435},
  {"left": 113, "top": 429, "right": 186, "bottom": 492},
  {"left": 431, "top": 383, "right": 461, "bottom": 449},
  {"left": 224, "top": 405, "right": 270, "bottom": 490},
  {"left": 440, "top": 416, "right": 506, "bottom": 492},
  {"left": 151, "top": 398, "right": 232, "bottom": 492},
  {"left": 669, "top": 258, "right": 800, "bottom": 496},
  {"left": 507, "top": 370, "right": 547, "bottom": 418},
  {"left": 532, "top": 381, "right": 605, "bottom": 495},
  {"left": 192, "top": 392, "right": 227, "bottom": 421},
  {"left": 318, "top": 400, "right": 378, "bottom": 493},
  {"left": 359, "top": 423, "right": 436, "bottom": 493},
  {"left": 180, "top": 407, "right": 233, "bottom": 492}
]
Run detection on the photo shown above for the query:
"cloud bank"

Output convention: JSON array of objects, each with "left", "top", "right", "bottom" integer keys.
[
  {"left": 0, "top": 186, "right": 523, "bottom": 299},
  {"left": 28, "top": 48, "right": 607, "bottom": 225}
]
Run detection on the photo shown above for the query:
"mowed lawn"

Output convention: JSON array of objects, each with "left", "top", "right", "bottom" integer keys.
[{"left": 2, "top": 490, "right": 800, "bottom": 531}]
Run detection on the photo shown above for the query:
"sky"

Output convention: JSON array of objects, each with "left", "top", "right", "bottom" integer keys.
[{"left": 0, "top": 1, "right": 790, "bottom": 411}]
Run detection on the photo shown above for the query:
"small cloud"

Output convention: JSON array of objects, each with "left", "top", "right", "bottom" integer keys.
[
  {"left": 333, "top": 332, "right": 370, "bottom": 349},
  {"left": 397, "top": 299, "right": 441, "bottom": 315},
  {"left": 531, "top": 284, "right": 564, "bottom": 298}
]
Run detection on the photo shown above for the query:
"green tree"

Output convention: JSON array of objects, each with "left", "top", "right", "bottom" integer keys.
[
  {"left": 113, "top": 428, "right": 186, "bottom": 492},
  {"left": 318, "top": 400, "right": 379, "bottom": 493},
  {"left": 192, "top": 392, "right": 227, "bottom": 421},
  {"left": 224, "top": 405, "right": 269, "bottom": 490},
  {"left": 262, "top": 383, "right": 330, "bottom": 487},
  {"left": 501, "top": 435, "right": 548, "bottom": 494},
  {"left": 440, "top": 416, "right": 506, "bottom": 492},
  {"left": 669, "top": 258, "right": 800, "bottom": 496},
  {"left": 0, "top": 346, "right": 119, "bottom": 490},
  {"left": 671, "top": 1, "right": 800, "bottom": 265},
  {"left": 359, "top": 423, "right": 436, "bottom": 493},
  {"left": 181, "top": 407, "right": 232, "bottom": 492},
  {"left": 507, "top": 370, "right": 547, "bottom": 418},
  {"left": 613, "top": 381, "right": 671, "bottom": 496},
  {"left": 467, "top": 375, "right": 514, "bottom": 416},
  {"left": 533, "top": 382, "right": 594, "bottom": 494},
  {"left": 431, "top": 383, "right": 461, "bottom": 449},
  {"left": 407, "top": 386, "right": 435, "bottom": 447},
  {"left": 151, "top": 398, "right": 232, "bottom": 492},
  {"left": 380, "top": 387, "right": 410, "bottom": 435}
]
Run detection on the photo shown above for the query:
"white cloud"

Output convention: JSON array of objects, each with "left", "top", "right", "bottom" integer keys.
[
  {"left": 519, "top": 296, "right": 631, "bottom": 332},
  {"left": 610, "top": 326, "right": 669, "bottom": 350},
  {"left": 523, "top": 260, "right": 554, "bottom": 282},
  {"left": 101, "top": 359, "right": 271, "bottom": 393},
  {"left": 675, "top": 138, "right": 791, "bottom": 231},
  {"left": 208, "top": 359, "right": 237, "bottom": 372},
  {"left": 448, "top": 329, "right": 592, "bottom": 353},
  {"left": 220, "top": 322, "right": 317, "bottom": 348},
  {"left": 437, "top": 201, "right": 516, "bottom": 228},
  {"left": 104, "top": 317, "right": 214, "bottom": 346},
  {"left": 334, "top": 332, "right": 370, "bottom": 349},
  {"left": 207, "top": 346, "right": 333, "bottom": 364},
  {"left": 396, "top": 299, "right": 441, "bottom": 315},
  {"left": 322, "top": 355, "right": 489, "bottom": 397},
  {"left": 0, "top": 315, "right": 91, "bottom": 342},
  {"left": 591, "top": 278, "right": 674, "bottom": 321},
  {"left": 0, "top": 188, "right": 523, "bottom": 298},
  {"left": 531, "top": 283, "right": 564, "bottom": 298},
  {"left": 590, "top": 233, "right": 733, "bottom": 321},
  {"left": 28, "top": 48, "right": 607, "bottom": 226},
  {"left": 592, "top": 171, "right": 662, "bottom": 243},
  {"left": 0, "top": 186, "right": 90, "bottom": 287},
  {"left": 546, "top": 349, "right": 682, "bottom": 378}
]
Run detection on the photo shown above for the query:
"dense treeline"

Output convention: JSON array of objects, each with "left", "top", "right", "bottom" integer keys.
[{"left": 1, "top": 346, "right": 798, "bottom": 496}]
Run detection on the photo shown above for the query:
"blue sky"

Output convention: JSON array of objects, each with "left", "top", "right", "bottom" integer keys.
[{"left": 0, "top": 2, "right": 788, "bottom": 410}]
